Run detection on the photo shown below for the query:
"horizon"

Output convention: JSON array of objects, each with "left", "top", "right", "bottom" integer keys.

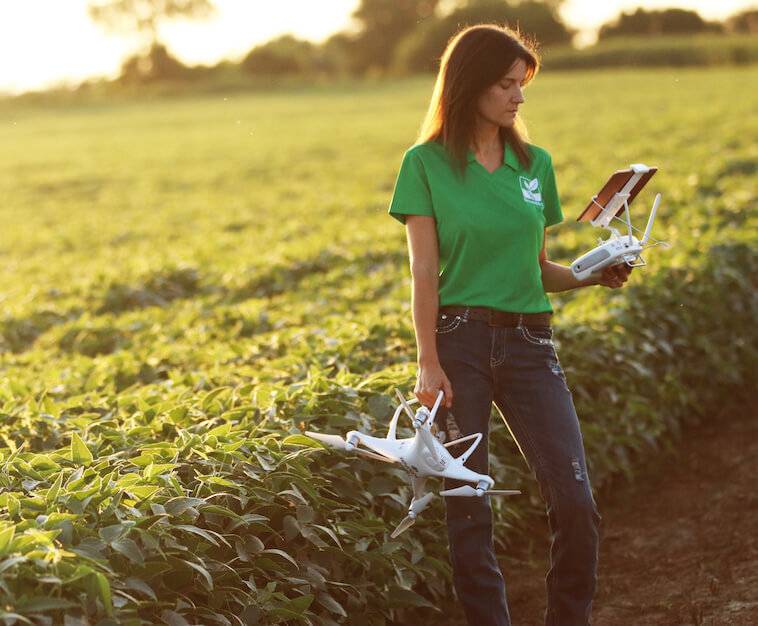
[{"left": 1, "top": 0, "right": 754, "bottom": 95}]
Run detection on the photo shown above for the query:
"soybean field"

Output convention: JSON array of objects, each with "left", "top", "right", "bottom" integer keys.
[{"left": 0, "top": 66, "right": 756, "bottom": 625}]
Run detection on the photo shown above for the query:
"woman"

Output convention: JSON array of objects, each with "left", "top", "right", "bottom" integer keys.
[{"left": 387, "top": 24, "right": 631, "bottom": 626}]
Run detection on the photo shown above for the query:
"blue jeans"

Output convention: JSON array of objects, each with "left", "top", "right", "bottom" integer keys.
[{"left": 433, "top": 309, "right": 601, "bottom": 626}]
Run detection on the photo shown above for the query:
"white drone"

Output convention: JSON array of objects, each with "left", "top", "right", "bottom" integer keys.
[
  {"left": 570, "top": 163, "right": 670, "bottom": 281},
  {"left": 304, "top": 389, "right": 520, "bottom": 538}
]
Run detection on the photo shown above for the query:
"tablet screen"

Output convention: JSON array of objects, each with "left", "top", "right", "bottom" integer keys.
[{"left": 577, "top": 167, "right": 657, "bottom": 223}]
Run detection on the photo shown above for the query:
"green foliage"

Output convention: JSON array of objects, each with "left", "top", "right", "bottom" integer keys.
[
  {"left": 88, "top": 0, "right": 215, "bottom": 44},
  {"left": 241, "top": 36, "right": 324, "bottom": 77},
  {"left": 345, "top": 0, "right": 441, "bottom": 74},
  {"left": 544, "top": 34, "right": 758, "bottom": 70},
  {"left": 393, "top": 0, "right": 573, "bottom": 73},
  {"left": 0, "top": 67, "right": 755, "bottom": 624},
  {"left": 119, "top": 43, "right": 199, "bottom": 84},
  {"left": 725, "top": 8, "right": 758, "bottom": 34},
  {"left": 598, "top": 7, "right": 722, "bottom": 40},
  {"left": 74, "top": 3, "right": 756, "bottom": 91}
]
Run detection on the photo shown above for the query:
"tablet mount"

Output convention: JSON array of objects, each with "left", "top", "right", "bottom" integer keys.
[{"left": 570, "top": 163, "right": 670, "bottom": 282}]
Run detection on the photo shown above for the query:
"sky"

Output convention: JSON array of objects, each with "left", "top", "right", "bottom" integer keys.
[{"left": 0, "top": 0, "right": 754, "bottom": 94}]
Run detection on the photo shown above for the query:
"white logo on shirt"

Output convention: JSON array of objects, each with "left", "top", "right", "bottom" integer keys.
[{"left": 519, "top": 176, "right": 543, "bottom": 207}]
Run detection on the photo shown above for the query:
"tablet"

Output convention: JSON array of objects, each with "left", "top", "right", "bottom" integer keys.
[{"left": 577, "top": 165, "right": 657, "bottom": 226}]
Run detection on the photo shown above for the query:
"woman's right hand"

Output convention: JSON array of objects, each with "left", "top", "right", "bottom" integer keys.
[{"left": 415, "top": 361, "right": 453, "bottom": 409}]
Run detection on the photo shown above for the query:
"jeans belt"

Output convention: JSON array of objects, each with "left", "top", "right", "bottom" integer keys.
[{"left": 438, "top": 305, "right": 552, "bottom": 328}]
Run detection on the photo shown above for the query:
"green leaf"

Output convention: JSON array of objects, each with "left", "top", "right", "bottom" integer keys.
[
  {"left": 241, "top": 605, "right": 261, "bottom": 625},
  {"left": 174, "top": 524, "right": 229, "bottom": 547},
  {"left": 282, "top": 515, "right": 300, "bottom": 541},
  {"left": 311, "top": 524, "right": 342, "bottom": 549},
  {"left": 202, "top": 386, "right": 231, "bottom": 411},
  {"left": 128, "top": 454, "right": 157, "bottom": 467},
  {"left": 386, "top": 587, "right": 439, "bottom": 610},
  {"left": 198, "top": 475, "right": 237, "bottom": 488},
  {"left": 281, "top": 434, "right": 321, "bottom": 447},
  {"left": 0, "top": 613, "right": 32, "bottom": 624},
  {"left": 30, "top": 453, "right": 62, "bottom": 473},
  {"left": 160, "top": 610, "right": 191, "bottom": 626},
  {"left": 6, "top": 494, "right": 20, "bottom": 518},
  {"left": 70, "top": 433, "right": 93, "bottom": 467},
  {"left": 0, "top": 526, "right": 15, "bottom": 555},
  {"left": 206, "top": 422, "right": 232, "bottom": 438},
  {"left": 0, "top": 556, "right": 26, "bottom": 574},
  {"left": 111, "top": 537, "right": 144, "bottom": 566},
  {"left": 45, "top": 471, "right": 64, "bottom": 505},
  {"left": 234, "top": 538, "right": 251, "bottom": 562},
  {"left": 300, "top": 526, "right": 327, "bottom": 548},
  {"left": 316, "top": 592, "right": 347, "bottom": 617},
  {"left": 126, "top": 485, "right": 161, "bottom": 500},
  {"left": 124, "top": 576, "right": 157, "bottom": 601},
  {"left": 143, "top": 463, "right": 178, "bottom": 479},
  {"left": 165, "top": 497, "right": 205, "bottom": 516},
  {"left": 182, "top": 558, "right": 214, "bottom": 590},
  {"left": 92, "top": 571, "right": 113, "bottom": 616},
  {"left": 245, "top": 535, "right": 265, "bottom": 554},
  {"left": 199, "top": 503, "right": 245, "bottom": 521},
  {"left": 367, "top": 394, "right": 393, "bottom": 420},
  {"left": 261, "top": 548, "right": 299, "bottom": 570},
  {"left": 286, "top": 593, "right": 314, "bottom": 614},
  {"left": 99, "top": 523, "right": 129, "bottom": 544}
]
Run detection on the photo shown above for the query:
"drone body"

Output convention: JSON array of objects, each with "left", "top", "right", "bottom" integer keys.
[{"left": 304, "top": 389, "right": 520, "bottom": 538}]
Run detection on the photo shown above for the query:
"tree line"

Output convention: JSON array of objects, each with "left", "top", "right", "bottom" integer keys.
[{"left": 86, "top": 0, "right": 758, "bottom": 83}]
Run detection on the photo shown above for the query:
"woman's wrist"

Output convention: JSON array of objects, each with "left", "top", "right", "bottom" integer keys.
[
  {"left": 580, "top": 274, "right": 600, "bottom": 288},
  {"left": 542, "top": 260, "right": 597, "bottom": 292},
  {"left": 418, "top": 351, "right": 440, "bottom": 367}
]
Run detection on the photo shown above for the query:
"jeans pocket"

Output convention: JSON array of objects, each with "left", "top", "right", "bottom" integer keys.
[
  {"left": 519, "top": 325, "right": 555, "bottom": 346},
  {"left": 435, "top": 314, "right": 464, "bottom": 334}
]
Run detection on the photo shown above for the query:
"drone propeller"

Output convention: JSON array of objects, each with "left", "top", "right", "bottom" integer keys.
[
  {"left": 439, "top": 485, "right": 521, "bottom": 498},
  {"left": 304, "top": 431, "right": 393, "bottom": 463},
  {"left": 303, "top": 432, "right": 345, "bottom": 449},
  {"left": 394, "top": 388, "right": 416, "bottom": 422},
  {"left": 390, "top": 492, "right": 435, "bottom": 538},
  {"left": 390, "top": 514, "right": 416, "bottom": 538}
]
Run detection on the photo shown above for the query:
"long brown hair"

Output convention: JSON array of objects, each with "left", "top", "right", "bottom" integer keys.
[{"left": 416, "top": 24, "right": 540, "bottom": 179}]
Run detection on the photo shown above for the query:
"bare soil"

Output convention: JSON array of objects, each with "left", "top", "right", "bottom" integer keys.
[{"left": 449, "top": 400, "right": 758, "bottom": 625}]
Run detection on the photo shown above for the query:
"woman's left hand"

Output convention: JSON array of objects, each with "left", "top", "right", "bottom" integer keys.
[{"left": 596, "top": 262, "right": 633, "bottom": 288}]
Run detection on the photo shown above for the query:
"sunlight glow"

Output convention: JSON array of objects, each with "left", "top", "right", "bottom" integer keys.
[{"left": 0, "top": 0, "right": 753, "bottom": 94}]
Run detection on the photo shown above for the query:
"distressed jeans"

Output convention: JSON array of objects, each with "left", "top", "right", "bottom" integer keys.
[{"left": 433, "top": 308, "right": 601, "bottom": 626}]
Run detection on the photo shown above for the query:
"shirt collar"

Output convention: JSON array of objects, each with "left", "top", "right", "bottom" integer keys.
[{"left": 467, "top": 142, "right": 520, "bottom": 171}]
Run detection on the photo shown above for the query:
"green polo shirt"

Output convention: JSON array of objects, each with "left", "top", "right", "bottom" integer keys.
[{"left": 388, "top": 139, "right": 563, "bottom": 313}]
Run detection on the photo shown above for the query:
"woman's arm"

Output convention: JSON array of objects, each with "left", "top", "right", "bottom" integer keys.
[
  {"left": 539, "top": 228, "right": 632, "bottom": 292},
  {"left": 405, "top": 215, "right": 453, "bottom": 407}
]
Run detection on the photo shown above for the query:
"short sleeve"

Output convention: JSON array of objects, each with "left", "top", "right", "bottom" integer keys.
[
  {"left": 542, "top": 154, "right": 563, "bottom": 228},
  {"left": 388, "top": 149, "right": 434, "bottom": 224}
]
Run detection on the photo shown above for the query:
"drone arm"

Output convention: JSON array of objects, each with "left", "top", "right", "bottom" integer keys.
[
  {"left": 411, "top": 475, "right": 426, "bottom": 500},
  {"left": 443, "top": 432, "right": 483, "bottom": 465},
  {"left": 442, "top": 432, "right": 477, "bottom": 449},
  {"left": 429, "top": 389, "right": 444, "bottom": 422},
  {"left": 459, "top": 433, "right": 482, "bottom": 464},
  {"left": 387, "top": 404, "right": 404, "bottom": 440}
]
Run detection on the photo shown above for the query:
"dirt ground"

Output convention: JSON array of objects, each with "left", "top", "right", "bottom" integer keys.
[{"left": 449, "top": 400, "right": 758, "bottom": 625}]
